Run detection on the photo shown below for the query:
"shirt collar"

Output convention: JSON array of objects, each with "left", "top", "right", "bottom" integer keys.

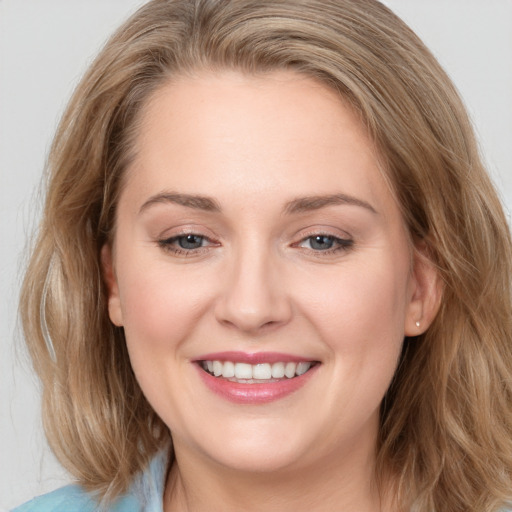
[{"left": 127, "top": 447, "right": 170, "bottom": 511}]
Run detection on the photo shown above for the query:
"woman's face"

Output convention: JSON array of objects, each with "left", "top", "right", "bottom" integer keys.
[{"left": 104, "top": 71, "right": 436, "bottom": 477}]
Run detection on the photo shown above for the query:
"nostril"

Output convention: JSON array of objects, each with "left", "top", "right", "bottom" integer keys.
[
  {"left": 213, "top": 259, "right": 293, "bottom": 331},
  {"left": 217, "top": 313, "right": 289, "bottom": 333}
]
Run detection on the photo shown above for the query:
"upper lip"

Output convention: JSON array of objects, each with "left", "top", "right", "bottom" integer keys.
[{"left": 193, "top": 351, "right": 318, "bottom": 364}]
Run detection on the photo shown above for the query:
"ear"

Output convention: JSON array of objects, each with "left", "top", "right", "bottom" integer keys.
[
  {"left": 100, "top": 244, "right": 124, "bottom": 327},
  {"left": 404, "top": 242, "right": 443, "bottom": 336}
]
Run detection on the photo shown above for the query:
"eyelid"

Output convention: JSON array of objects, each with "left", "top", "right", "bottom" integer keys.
[
  {"left": 297, "top": 234, "right": 353, "bottom": 248},
  {"left": 292, "top": 228, "right": 355, "bottom": 256},
  {"left": 159, "top": 233, "right": 214, "bottom": 246},
  {"left": 157, "top": 229, "right": 220, "bottom": 256},
  {"left": 155, "top": 225, "right": 354, "bottom": 257}
]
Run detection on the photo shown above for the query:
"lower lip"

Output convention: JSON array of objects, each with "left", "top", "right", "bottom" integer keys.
[{"left": 195, "top": 364, "right": 319, "bottom": 404}]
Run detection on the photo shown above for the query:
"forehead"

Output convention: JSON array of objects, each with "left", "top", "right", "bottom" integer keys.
[{"left": 122, "top": 70, "right": 398, "bottom": 220}]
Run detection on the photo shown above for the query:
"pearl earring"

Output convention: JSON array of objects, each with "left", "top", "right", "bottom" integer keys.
[{"left": 415, "top": 321, "right": 421, "bottom": 328}]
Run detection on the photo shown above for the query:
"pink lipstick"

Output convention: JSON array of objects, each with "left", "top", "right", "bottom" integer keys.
[{"left": 193, "top": 351, "right": 319, "bottom": 404}]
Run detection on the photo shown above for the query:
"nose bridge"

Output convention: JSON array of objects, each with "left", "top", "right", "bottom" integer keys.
[{"left": 215, "top": 237, "right": 291, "bottom": 332}]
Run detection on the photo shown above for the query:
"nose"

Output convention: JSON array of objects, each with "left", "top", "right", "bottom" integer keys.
[{"left": 214, "top": 246, "right": 293, "bottom": 333}]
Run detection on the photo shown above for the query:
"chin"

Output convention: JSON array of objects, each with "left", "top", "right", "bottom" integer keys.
[
  {"left": 206, "top": 442, "right": 307, "bottom": 474},
  {"left": 178, "top": 417, "right": 317, "bottom": 474}
]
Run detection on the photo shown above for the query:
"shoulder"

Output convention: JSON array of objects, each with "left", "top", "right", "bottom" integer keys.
[
  {"left": 11, "top": 447, "right": 169, "bottom": 512},
  {"left": 11, "top": 484, "right": 141, "bottom": 512},
  {"left": 11, "top": 485, "right": 97, "bottom": 512}
]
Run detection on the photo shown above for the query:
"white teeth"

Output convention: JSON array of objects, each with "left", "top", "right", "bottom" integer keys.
[
  {"left": 253, "top": 363, "right": 272, "bottom": 380},
  {"left": 271, "top": 362, "right": 285, "bottom": 378},
  {"left": 202, "top": 360, "right": 315, "bottom": 380},
  {"left": 213, "top": 360, "right": 223, "bottom": 377},
  {"left": 296, "top": 362, "right": 311, "bottom": 376},
  {"left": 223, "top": 360, "right": 235, "bottom": 378},
  {"left": 234, "top": 362, "right": 253, "bottom": 379},
  {"left": 284, "top": 362, "right": 296, "bottom": 379}
]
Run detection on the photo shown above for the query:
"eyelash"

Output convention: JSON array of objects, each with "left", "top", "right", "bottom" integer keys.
[
  {"left": 295, "top": 234, "right": 354, "bottom": 256},
  {"left": 158, "top": 233, "right": 215, "bottom": 256},
  {"left": 158, "top": 233, "right": 354, "bottom": 258},
  {"left": 157, "top": 232, "right": 354, "bottom": 257}
]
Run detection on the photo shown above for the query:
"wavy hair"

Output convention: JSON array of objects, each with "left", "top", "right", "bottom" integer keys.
[{"left": 20, "top": 0, "right": 512, "bottom": 509}]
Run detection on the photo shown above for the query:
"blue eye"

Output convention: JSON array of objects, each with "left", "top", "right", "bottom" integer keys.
[
  {"left": 158, "top": 233, "right": 212, "bottom": 254},
  {"left": 308, "top": 235, "right": 336, "bottom": 250},
  {"left": 298, "top": 234, "right": 353, "bottom": 253},
  {"left": 176, "top": 234, "right": 205, "bottom": 249}
]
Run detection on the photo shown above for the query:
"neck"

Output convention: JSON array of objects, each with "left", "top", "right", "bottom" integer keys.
[{"left": 164, "top": 441, "right": 392, "bottom": 512}]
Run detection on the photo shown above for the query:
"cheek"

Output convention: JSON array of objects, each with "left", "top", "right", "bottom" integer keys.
[
  {"left": 115, "top": 259, "right": 218, "bottom": 423},
  {"left": 301, "top": 259, "right": 409, "bottom": 340},
  {"left": 296, "top": 256, "right": 410, "bottom": 400},
  {"left": 116, "top": 257, "right": 216, "bottom": 355}
]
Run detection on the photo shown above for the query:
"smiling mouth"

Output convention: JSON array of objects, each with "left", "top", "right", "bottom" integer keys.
[{"left": 200, "top": 360, "right": 318, "bottom": 383}]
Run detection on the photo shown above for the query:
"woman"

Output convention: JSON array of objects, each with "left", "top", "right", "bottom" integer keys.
[{"left": 14, "top": 0, "right": 512, "bottom": 511}]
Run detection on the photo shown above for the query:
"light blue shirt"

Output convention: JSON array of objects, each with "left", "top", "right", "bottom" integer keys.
[
  {"left": 12, "top": 449, "right": 512, "bottom": 512},
  {"left": 11, "top": 449, "right": 168, "bottom": 512}
]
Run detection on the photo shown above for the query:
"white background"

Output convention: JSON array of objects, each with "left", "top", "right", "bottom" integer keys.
[{"left": 1, "top": 1, "right": 511, "bottom": 509}]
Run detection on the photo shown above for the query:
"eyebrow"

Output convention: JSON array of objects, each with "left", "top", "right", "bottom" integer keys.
[
  {"left": 138, "top": 191, "right": 377, "bottom": 216},
  {"left": 284, "top": 194, "right": 377, "bottom": 215},
  {"left": 139, "top": 192, "right": 222, "bottom": 214}
]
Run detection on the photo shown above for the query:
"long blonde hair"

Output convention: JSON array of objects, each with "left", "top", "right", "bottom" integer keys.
[{"left": 20, "top": 1, "right": 512, "bottom": 509}]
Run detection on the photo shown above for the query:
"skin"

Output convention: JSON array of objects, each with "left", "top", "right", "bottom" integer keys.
[{"left": 102, "top": 70, "right": 440, "bottom": 512}]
